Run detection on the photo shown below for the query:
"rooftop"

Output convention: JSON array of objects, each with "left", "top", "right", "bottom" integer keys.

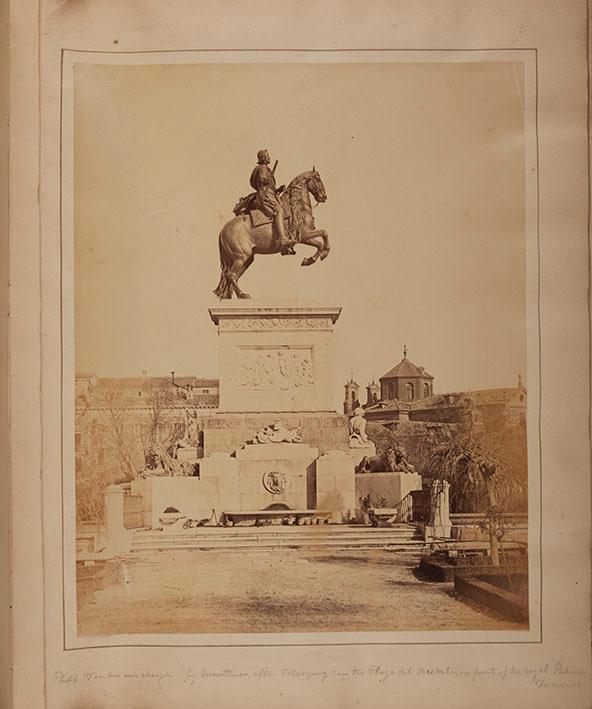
[
  {"left": 381, "top": 353, "right": 433, "bottom": 381},
  {"left": 365, "top": 386, "right": 526, "bottom": 413},
  {"left": 75, "top": 374, "right": 220, "bottom": 409}
]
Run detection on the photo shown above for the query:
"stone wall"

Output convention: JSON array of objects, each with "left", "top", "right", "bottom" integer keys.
[
  {"left": 202, "top": 412, "right": 350, "bottom": 457},
  {"left": 355, "top": 471, "right": 422, "bottom": 511}
]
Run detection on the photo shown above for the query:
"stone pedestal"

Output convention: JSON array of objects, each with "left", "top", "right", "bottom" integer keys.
[
  {"left": 209, "top": 300, "right": 341, "bottom": 412},
  {"left": 429, "top": 479, "right": 452, "bottom": 538},
  {"left": 131, "top": 454, "right": 241, "bottom": 527},
  {"left": 132, "top": 445, "right": 324, "bottom": 528},
  {"left": 141, "top": 299, "right": 357, "bottom": 523},
  {"left": 202, "top": 411, "right": 349, "bottom": 457},
  {"left": 199, "top": 453, "right": 241, "bottom": 517},
  {"left": 103, "top": 485, "right": 132, "bottom": 554},
  {"left": 315, "top": 450, "right": 356, "bottom": 522},
  {"left": 355, "top": 471, "right": 423, "bottom": 513},
  {"left": 235, "top": 442, "right": 319, "bottom": 510}
]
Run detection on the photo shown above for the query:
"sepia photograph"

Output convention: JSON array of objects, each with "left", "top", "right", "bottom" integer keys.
[{"left": 71, "top": 55, "right": 532, "bottom": 638}]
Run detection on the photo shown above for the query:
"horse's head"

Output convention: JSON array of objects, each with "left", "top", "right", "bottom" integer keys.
[{"left": 305, "top": 166, "right": 327, "bottom": 204}]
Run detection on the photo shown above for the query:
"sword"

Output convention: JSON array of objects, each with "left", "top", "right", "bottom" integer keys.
[{"left": 272, "top": 159, "right": 278, "bottom": 175}]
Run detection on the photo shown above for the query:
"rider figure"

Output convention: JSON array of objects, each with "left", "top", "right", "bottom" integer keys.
[{"left": 250, "top": 149, "right": 295, "bottom": 256}]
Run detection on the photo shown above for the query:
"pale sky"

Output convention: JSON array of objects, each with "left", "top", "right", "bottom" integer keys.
[{"left": 74, "top": 61, "right": 526, "bottom": 408}]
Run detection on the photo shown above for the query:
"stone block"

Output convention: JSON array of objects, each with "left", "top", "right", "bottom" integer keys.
[
  {"left": 200, "top": 453, "right": 239, "bottom": 480},
  {"left": 355, "top": 471, "right": 422, "bottom": 511},
  {"left": 209, "top": 300, "right": 341, "bottom": 413},
  {"left": 103, "top": 485, "right": 132, "bottom": 555},
  {"left": 315, "top": 450, "right": 356, "bottom": 521},
  {"left": 316, "top": 472, "right": 337, "bottom": 494},
  {"left": 202, "top": 412, "right": 349, "bottom": 457},
  {"left": 235, "top": 442, "right": 318, "bottom": 511}
]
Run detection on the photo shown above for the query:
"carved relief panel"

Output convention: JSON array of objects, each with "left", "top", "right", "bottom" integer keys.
[{"left": 238, "top": 347, "right": 314, "bottom": 391}]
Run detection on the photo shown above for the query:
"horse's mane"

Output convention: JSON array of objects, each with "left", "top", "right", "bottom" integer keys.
[{"left": 287, "top": 170, "right": 316, "bottom": 191}]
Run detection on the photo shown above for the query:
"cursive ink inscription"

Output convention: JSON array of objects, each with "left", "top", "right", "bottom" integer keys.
[{"left": 51, "top": 660, "right": 586, "bottom": 692}]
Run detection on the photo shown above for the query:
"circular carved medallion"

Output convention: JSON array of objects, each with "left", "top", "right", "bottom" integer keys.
[{"left": 262, "top": 471, "right": 287, "bottom": 495}]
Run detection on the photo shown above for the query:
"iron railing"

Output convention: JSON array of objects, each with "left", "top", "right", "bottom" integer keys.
[{"left": 123, "top": 494, "right": 144, "bottom": 529}]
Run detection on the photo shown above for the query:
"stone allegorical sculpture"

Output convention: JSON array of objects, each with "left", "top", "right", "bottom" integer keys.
[
  {"left": 177, "top": 408, "right": 199, "bottom": 448},
  {"left": 349, "top": 406, "right": 370, "bottom": 448},
  {"left": 248, "top": 422, "right": 303, "bottom": 444},
  {"left": 355, "top": 443, "right": 416, "bottom": 474}
]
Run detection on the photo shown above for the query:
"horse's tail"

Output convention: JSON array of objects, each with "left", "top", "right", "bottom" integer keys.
[{"left": 213, "top": 230, "right": 234, "bottom": 299}]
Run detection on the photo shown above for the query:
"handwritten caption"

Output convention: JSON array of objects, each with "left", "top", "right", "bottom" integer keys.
[{"left": 52, "top": 661, "right": 585, "bottom": 691}]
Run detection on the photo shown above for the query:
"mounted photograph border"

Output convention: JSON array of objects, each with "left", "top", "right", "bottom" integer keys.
[{"left": 54, "top": 47, "right": 541, "bottom": 650}]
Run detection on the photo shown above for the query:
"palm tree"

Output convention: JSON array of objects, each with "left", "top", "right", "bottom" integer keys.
[{"left": 426, "top": 435, "right": 525, "bottom": 565}]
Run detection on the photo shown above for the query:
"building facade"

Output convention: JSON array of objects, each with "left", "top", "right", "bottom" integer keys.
[{"left": 344, "top": 350, "right": 527, "bottom": 485}]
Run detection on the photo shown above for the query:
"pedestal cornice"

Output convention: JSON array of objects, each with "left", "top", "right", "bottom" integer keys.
[{"left": 209, "top": 300, "right": 342, "bottom": 327}]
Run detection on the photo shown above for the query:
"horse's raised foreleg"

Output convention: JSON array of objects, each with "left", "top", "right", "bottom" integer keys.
[
  {"left": 227, "top": 254, "right": 254, "bottom": 299},
  {"left": 300, "top": 231, "right": 330, "bottom": 267}
]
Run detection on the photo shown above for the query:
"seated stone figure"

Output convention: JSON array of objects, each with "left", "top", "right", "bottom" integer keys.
[{"left": 349, "top": 406, "right": 369, "bottom": 447}]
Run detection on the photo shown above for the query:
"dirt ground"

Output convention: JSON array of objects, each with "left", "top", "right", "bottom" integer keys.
[{"left": 77, "top": 549, "right": 527, "bottom": 636}]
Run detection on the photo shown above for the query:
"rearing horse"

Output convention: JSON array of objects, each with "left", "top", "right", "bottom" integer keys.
[{"left": 214, "top": 169, "right": 329, "bottom": 299}]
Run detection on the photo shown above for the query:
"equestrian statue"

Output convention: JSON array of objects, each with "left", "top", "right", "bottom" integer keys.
[{"left": 214, "top": 149, "right": 330, "bottom": 299}]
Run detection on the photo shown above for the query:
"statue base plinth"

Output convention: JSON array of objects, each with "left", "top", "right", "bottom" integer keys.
[
  {"left": 202, "top": 411, "right": 350, "bottom": 457},
  {"left": 209, "top": 300, "right": 341, "bottom": 413}
]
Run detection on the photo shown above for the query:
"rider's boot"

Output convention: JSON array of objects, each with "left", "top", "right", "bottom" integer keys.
[{"left": 274, "top": 209, "right": 295, "bottom": 255}]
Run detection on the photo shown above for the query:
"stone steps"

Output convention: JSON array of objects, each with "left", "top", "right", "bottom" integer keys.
[
  {"left": 132, "top": 528, "right": 422, "bottom": 543},
  {"left": 130, "top": 524, "right": 426, "bottom": 552},
  {"left": 133, "top": 523, "right": 420, "bottom": 536},
  {"left": 131, "top": 540, "right": 427, "bottom": 552}
]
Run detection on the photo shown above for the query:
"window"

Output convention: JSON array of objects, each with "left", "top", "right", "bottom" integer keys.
[
  {"left": 404, "top": 383, "right": 414, "bottom": 401},
  {"left": 423, "top": 383, "right": 430, "bottom": 398}
]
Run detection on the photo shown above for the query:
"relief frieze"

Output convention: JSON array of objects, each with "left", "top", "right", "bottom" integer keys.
[{"left": 219, "top": 317, "right": 331, "bottom": 331}]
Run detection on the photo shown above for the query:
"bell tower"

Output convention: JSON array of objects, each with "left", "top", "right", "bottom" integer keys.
[
  {"left": 366, "top": 377, "right": 380, "bottom": 406},
  {"left": 343, "top": 374, "right": 360, "bottom": 415}
]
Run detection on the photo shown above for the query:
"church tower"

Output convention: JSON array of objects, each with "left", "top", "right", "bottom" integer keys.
[
  {"left": 343, "top": 375, "right": 360, "bottom": 415},
  {"left": 366, "top": 377, "right": 380, "bottom": 406}
]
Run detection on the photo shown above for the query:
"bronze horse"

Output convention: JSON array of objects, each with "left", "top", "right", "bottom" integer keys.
[{"left": 214, "top": 169, "right": 329, "bottom": 299}]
